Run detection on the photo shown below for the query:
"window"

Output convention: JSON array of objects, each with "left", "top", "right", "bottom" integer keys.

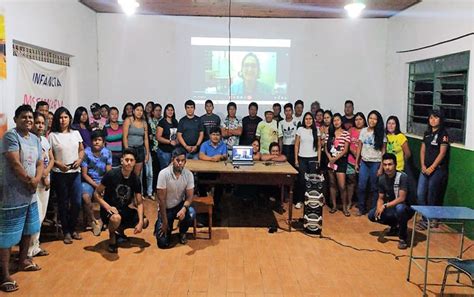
[{"left": 407, "top": 51, "right": 469, "bottom": 144}]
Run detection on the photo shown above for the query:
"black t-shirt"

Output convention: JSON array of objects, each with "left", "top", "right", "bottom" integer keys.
[
  {"left": 101, "top": 168, "right": 141, "bottom": 210},
  {"left": 240, "top": 116, "right": 262, "bottom": 145},
  {"left": 177, "top": 115, "right": 203, "bottom": 146},
  {"left": 423, "top": 128, "right": 450, "bottom": 168},
  {"left": 378, "top": 172, "right": 408, "bottom": 203},
  {"left": 158, "top": 118, "right": 179, "bottom": 153},
  {"left": 342, "top": 115, "right": 355, "bottom": 131},
  {"left": 200, "top": 113, "right": 221, "bottom": 140}
]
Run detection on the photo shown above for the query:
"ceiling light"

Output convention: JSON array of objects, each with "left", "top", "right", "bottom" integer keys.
[
  {"left": 344, "top": 1, "right": 366, "bottom": 18},
  {"left": 118, "top": 0, "right": 139, "bottom": 15}
]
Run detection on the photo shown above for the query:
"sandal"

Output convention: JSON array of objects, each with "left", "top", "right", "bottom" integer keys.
[
  {"left": 20, "top": 262, "right": 41, "bottom": 272},
  {"left": 329, "top": 208, "right": 337, "bottom": 214},
  {"left": 71, "top": 232, "right": 82, "bottom": 240},
  {"left": 0, "top": 280, "right": 19, "bottom": 293},
  {"left": 344, "top": 210, "right": 351, "bottom": 217}
]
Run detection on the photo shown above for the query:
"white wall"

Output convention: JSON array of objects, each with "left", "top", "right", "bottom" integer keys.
[
  {"left": 97, "top": 15, "right": 388, "bottom": 118},
  {"left": 2, "top": 0, "right": 98, "bottom": 126},
  {"left": 385, "top": 0, "right": 474, "bottom": 149}
]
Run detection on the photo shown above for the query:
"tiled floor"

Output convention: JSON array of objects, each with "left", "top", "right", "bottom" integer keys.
[{"left": 6, "top": 195, "right": 474, "bottom": 296}]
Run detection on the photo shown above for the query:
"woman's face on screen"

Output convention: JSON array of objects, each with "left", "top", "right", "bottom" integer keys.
[{"left": 241, "top": 55, "right": 259, "bottom": 82}]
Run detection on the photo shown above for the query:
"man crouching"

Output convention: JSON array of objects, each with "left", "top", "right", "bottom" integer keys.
[
  {"left": 155, "top": 148, "right": 195, "bottom": 248},
  {"left": 94, "top": 148, "right": 149, "bottom": 253}
]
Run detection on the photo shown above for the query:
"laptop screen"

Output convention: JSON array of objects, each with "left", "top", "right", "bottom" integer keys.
[{"left": 232, "top": 146, "right": 253, "bottom": 161}]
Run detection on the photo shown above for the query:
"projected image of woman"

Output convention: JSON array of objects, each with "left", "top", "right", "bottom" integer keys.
[{"left": 231, "top": 53, "right": 273, "bottom": 99}]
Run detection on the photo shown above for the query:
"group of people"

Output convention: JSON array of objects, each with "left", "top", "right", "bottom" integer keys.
[{"left": 0, "top": 97, "right": 450, "bottom": 292}]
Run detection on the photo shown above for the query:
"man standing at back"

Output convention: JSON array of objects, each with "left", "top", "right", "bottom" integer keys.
[
  {"left": 177, "top": 100, "right": 204, "bottom": 159},
  {"left": 200, "top": 99, "right": 221, "bottom": 141},
  {"left": 240, "top": 102, "right": 262, "bottom": 145},
  {"left": 342, "top": 100, "right": 355, "bottom": 130}
]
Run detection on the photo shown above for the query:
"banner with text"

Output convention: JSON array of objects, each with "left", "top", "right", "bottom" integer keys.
[{"left": 17, "top": 56, "right": 67, "bottom": 111}]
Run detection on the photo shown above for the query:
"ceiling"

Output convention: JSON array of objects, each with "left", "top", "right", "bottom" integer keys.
[{"left": 79, "top": 0, "right": 421, "bottom": 18}]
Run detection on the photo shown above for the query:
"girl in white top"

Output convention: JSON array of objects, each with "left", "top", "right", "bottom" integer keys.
[
  {"left": 28, "top": 112, "right": 55, "bottom": 257},
  {"left": 49, "top": 107, "right": 85, "bottom": 244},
  {"left": 294, "top": 112, "right": 321, "bottom": 209}
]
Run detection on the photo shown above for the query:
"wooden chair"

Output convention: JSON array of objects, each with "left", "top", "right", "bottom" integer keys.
[{"left": 192, "top": 195, "right": 214, "bottom": 239}]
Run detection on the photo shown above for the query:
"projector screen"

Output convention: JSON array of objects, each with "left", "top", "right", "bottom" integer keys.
[{"left": 190, "top": 37, "right": 291, "bottom": 105}]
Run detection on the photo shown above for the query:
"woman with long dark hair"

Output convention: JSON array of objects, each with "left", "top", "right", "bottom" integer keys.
[
  {"left": 104, "top": 107, "right": 123, "bottom": 167},
  {"left": 355, "top": 110, "right": 386, "bottom": 216},
  {"left": 156, "top": 103, "right": 179, "bottom": 169},
  {"left": 294, "top": 112, "right": 321, "bottom": 209},
  {"left": 416, "top": 110, "right": 449, "bottom": 229},
  {"left": 325, "top": 113, "right": 350, "bottom": 215},
  {"left": 386, "top": 116, "right": 411, "bottom": 171},
  {"left": 122, "top": 102, "right": 134, "bottom": 121},
  {"left": 48, "top": 107, "right": 85, "bottom": 244},
  {"left": 72, "top": 106, "right": 92, "bottom": 148},
  {"left": 346, "top": 112, "right": 366, "bottom": 209},
  {"left": 123, "top": 103, "right": 150, "bottom": 178}
]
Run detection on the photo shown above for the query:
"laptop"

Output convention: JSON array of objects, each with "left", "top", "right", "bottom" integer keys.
[{"left": 232, "top": 145, "right": 254, "bottom": 166}]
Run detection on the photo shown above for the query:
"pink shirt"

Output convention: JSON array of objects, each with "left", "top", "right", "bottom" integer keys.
[{"left": 348, "top": 127, "right": 361, "bottom": 165}]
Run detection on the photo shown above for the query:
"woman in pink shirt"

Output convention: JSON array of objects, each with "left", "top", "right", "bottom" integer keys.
[{"left": 346, "top": 112, "right": 366, "bottom": 210}]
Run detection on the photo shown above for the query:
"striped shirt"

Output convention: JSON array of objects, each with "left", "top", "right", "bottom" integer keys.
[
  {"left": 105, "top": 122, "right": 123, "bottom": 153},
  {"left": 328, "top": 130, "right": 350, "bottom": 157}
]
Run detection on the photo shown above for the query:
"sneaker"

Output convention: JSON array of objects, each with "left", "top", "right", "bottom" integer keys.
[
  {"left": 398, "top": 239, "right": 408, "bottom": 250},
  {"left": 385, "top": 226, "right": 400, "bottom": 237},
  {"left": 115, "top": 231, "right": 129, "bottom": 244},
  {"left": 92, "top": 220, "right": 103, "bottom": 236},
  {"left": 71, "top": 232, "right": 82, "bottom": 240},
  {"left": 295, "top": 202, "right": 303, "bottom": 209},
  {"left": 179, "top": 233, "right": 188, "bottom": 245},
  {"left": 63, "top": 233, "right": 73, "bottom": 244}
]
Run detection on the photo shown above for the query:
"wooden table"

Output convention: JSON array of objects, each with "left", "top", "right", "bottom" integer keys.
[{"left": 185, "top": 160, "right": 299, "bottom": 231}]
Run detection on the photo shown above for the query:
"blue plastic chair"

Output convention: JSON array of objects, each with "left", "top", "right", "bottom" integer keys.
[{"left": 440, "top": 259, "right": 474, "bottom": 296}]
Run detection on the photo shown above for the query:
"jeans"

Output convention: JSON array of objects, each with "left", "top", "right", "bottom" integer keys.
[
  {"left": 52, "top": 172, "right": 82, "bottom": 235},
  {"left": 417, "top": 168, "right": 447, "bottom": 206},
  {"left": 186, "top": 151, "right": 199, "bottom": 160},
  {"left": 357, "top": 161, "right": 380, "bottom": 213},
  {"left": 157, "top": 149, "right": 172, "bottom": 170},
  {"left": 282, "top": 144, "right": 295, "bottom": 167},
  {"left": 295, "top": 156, "right": 317, "bottom": 203},
  {"left": 155, "top": 202, "right": 195, "bottom": 249},
  {"left": 368, "top": 204, "right": 414, "bottom": 241},
  {"left": 152, "top": 151, "right": 160, "bottom": 193},
  {"left": 144, "top": 156, "right": 153, "bottom": 196}
]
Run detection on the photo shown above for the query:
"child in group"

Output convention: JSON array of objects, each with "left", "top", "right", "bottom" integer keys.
[{"left": 81, "top": 130, "right": 112, "bottom": 235}]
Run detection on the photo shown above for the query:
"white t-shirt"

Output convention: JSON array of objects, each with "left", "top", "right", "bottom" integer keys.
[
  {"left": 294, "top": 115, "right": 303, "bottom": 126},
  {"left": 296, "top": 127, "right": 320, "bottom": 158},
  {"left": 359, "top": 127, "right": 386, "bottom": 162},
  {"left": 157, "top": 165, "right": 194, "bottom": 209},
  {"left": 49, "top": 130, "right": 83, "bottom": 173},
  {"left": 278, "top": 118, "right": 298, "bottom": 145}
]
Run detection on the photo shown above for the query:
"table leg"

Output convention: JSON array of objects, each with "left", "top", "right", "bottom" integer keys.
[
  {"left": 422, "top": 218, "right": 432, "bottom": 297},
  {"left": 457, "top": 223, "right": 465, "bottom": 282},
  {"left": 288, "top": 185, "right": 293, "bottom": 232},
  {"left": 407, "top": 212, "right": 417, "bottom": 281}
]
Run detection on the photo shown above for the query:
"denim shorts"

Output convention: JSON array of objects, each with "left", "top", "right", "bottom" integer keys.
[
  {"left": 81, "top": 182, "right": 95, "bottom": 197},
  {"left": 130, "top": 146, "right": 146, "bottom": 163}
]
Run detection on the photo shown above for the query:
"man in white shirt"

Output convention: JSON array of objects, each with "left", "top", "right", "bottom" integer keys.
[
  {"left": 155, "top": 148, "right": 195, "bottom": 248},
  {"left": 278, "top": 103, "right": 298, "bottom": 167}
]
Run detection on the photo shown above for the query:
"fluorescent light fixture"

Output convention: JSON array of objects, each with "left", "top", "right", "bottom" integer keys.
[
  {"left": 344, "top": 1, "right": 366, "bottom": 18},
  {"left": 191, "top": 37, "right": 291, "bottom": 48},
  {"left": 118, "top": 0, "right": 139, "bottom": 15}
]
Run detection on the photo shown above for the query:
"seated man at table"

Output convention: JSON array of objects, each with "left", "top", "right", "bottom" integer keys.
[
  {"left": 93, "top": 148, "right": 149, "bottom": 253},
  {"left": 155, "top": 148, "right": 195, "bottom": 248},
  {"left": 198, "top": 127, "right": 225, "bottom": 208},
  {"left": 261, "top": 142, "right": 287, "bottom": 162},
  {"left": 198, "top": 127, "right": 227, "bottom": 162},
  {"left": 368, "top": 153, "right": 414, "bottom": 250}
]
